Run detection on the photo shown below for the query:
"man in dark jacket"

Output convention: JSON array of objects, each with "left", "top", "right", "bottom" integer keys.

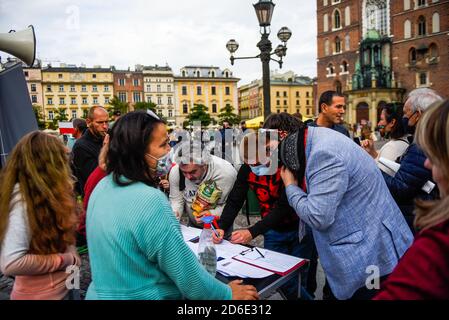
[
  {"left": 383, "top": 88, "right": 443, "bottom": 231},
  {"left": 71, "top": 106, "right": 109, "bottom": 196}
]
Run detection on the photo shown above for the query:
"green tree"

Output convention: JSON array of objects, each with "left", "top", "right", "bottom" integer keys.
[
  {"left": 134, "top": 101, "right": 157, "bottom": 112},
  {"left": 183, "top": 104, "right": 213, "bottom": 128},
  {"left": 53, "top": 108, "right": 69, "bottom": 129},
  {"left": 218, "top": 105, "right": 241, "bottom": 125},
  {"left": 108, "top": 96, "right": 130, "bottom": 117},
  {"left": 32, "top": 106, "right": 46, "bottom": 130}
]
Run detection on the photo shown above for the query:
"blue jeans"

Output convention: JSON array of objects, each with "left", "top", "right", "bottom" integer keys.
[{"left": 264, "top": 228, "right": 314, "bottom": 300}]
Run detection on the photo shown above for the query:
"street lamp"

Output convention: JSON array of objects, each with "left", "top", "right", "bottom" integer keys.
[{"left": 226, "top": 0, "right": 292, "bottom": 120}]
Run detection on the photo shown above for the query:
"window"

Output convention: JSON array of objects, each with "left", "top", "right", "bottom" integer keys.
[
  {"left": 432, "top": 13, "right": 440, "bottom": 33},
  {"left": 168, "top": 96, "right": 172, "bottom": 105},
  {"left": 59, "top": 84, "right": 64, "bottom": 92},
  {"left": 334, "top": 10, "right": 341, "bottom": 29},
  {"left": 345, "top": 6, "right": 350, "bottom": 26},
  {"left": 182, "top": 86, "right": 187, "bottom": 95},
  {"left": 92, "top": 84, "right": 98, "bottom": 92},
  {"left": 284, "top": 100, "right": 287, "bottom": 106},
  {"left": 133, "top": 79, "right": 139, "bottom": 86},
  {"left": 182, "top": 70, "right": 186, "bottom": 77},
  {"left": 105, "top": 97, "right": 110, "bottom": 104},
  {"left": 324, "top": 0, "right": 328, "bottom": 5},
  {"left": 59, "top": 97, "right": 65, "bottom": 105},
  {"left": 93, "top": 97, "right": 98, "bottom": 104},
  {"left": 323, "top": 14, "right": 329, "bottom": 32},
  {"left": 335, "top": 36, "right": 342, "bottom": 53},
  {"left": 307, "top": 109, "right": 311, "bottom": 116},
  {"left": 210, "top": 70, "right": 216, "bottom": 78},
  {"left": 418, "top": 16, "right": 426, "bottom": 36},
  {"left": 70, "top": 84, "right": 76, "bottom": 92},
  {"left": 46, "top": 84, "right": 52, "bottom": 92},
  {"left": 58, "top": 74, "right": 63, "bottom": 79},
  {"left": 183, "top": 103, "right": 188, "bottom": 114},
  {"left": 72, "top": 110, "right": 77, "bottom": 119},
  {"left": 134, "top": 92, "right": 141, "bottom": 103},
  {"left": 147, "top": 96, "right": 152, "bottom": 103},
  {"left": 48, "top": 111, "right": 54, "bottom": 120},
  {"left": 31, "top": 95, "right": 37, "bottom": 103},
  {"left": 429, "top": 43, "right": 439, "bottom": 62},
  {"left": 417, "top": 0, "right": 426, "bottom": 7},
  {"left": 157, "top": 85, "right": 161, "bottom": 92},
  {"left": 335, "top": 80, "right": 342, "bottom": 94},
  {"left": 404, "top": 19, "right": 412, "bottom": 39},
  {"left": 30, "top": 84, "right": 36, "bottom": 92},
  {"left": 24, "top": 71, "right": 29, "bottom": 77},
  {"left": 104, "top": 85, "right": 109, "bottom": 92},
  {"left": 342, "top": 61, "right": 349, "bottom": 72},
  {"left": 225, "top": 87, "right": 230, "bottom": 95},
  {"left": 409, "top": 47, "right": 417, "bottom": 64},
  {"left": 404, "top": 0, "right": 411, "bottom": 10},
  {"left": 82, "top": 97, "right": 87, "bottom": 105},
  {"left": 324, "top": 39, "right": 330, "bottom": 56},
  {"left": 71, "top": 97, "right": 76, "bottom": 105},
  {"left": 276, "top": 91, "right": 280, "bottom": 97},
  {"left": 118, "top": 92, "right": 127, "bottom": 102},
  {"left": 168, "top": 110, "right": 173, "bottom": 117},
  {"left": 196, "top": 71, "right": 201, "bottom": 77},
  {"left": 296, "top": 92, "right": 300, "bottom": 98},
  {"left": 157, "top": 97, "right": 162, "bottom": 105},
  {"left": 327, "top": 64, "right": 335, "bottom": 75},
  {"left": 81, "top": 85, "right": 87, "bottom": 92},
  {"left": 345, "top": 34, "right": 350, "bottom": 51},
  {"left": 277, "top": 100, "right": 280, "bottom": 106},
  {"left": 197, "top": 86, "right": 202, "bottom": 95},
  {"left": 167, "top": 85, "right": 172, "bottom": 92},
  {"left": 224, "top": 71, "right": 230, "bottom": 78},
  {"left": 92, "top": 74, "right": 96, "bottom": 79},
  {"left": 211, "top": 86, "right": 216, "bottom": 95},
  {"left": 119, "top": 78, "right": 125, "bottom": 86},
  {"left": 296, "top": 100, "right": 300, "bottom": 105},
  {"left": 307, "top": 100, "right": 310, "bottom": 105},
  {"left": 419, "top": 72, "right": 428, "bottom": 86},
  {"left": 283, "top": 91, "right": 287, "bottom": 97},
  {"left": 306, "top": 92, "right": 310, "bottom": 98},
  {"left": 212, "top": 104, "right": 217, "bottom": 113}
]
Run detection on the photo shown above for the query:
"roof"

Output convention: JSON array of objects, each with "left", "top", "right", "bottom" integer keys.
[
  {"left": 42, "top": 66, "right": 113, "bottom": 73},
  {"left": 177, "top": 66, "right": 237, "bottom": 79}
]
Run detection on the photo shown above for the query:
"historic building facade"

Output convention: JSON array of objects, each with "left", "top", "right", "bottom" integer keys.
[{"left": 112, "top": 67, "right": 144, "bottom": 111}]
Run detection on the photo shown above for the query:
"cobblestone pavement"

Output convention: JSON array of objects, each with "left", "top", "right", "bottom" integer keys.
[{"left": 0, "top": 213, "right": 324, "bottom": 300}]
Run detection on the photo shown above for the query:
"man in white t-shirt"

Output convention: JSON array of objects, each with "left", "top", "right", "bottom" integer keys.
[{"left": 169, "top": 141, "right": 237, "bottom": 228}]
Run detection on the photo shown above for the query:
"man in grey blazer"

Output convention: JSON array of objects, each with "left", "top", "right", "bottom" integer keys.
[{"left": 279, "top": 125, "right": 413, "bottom": 300}]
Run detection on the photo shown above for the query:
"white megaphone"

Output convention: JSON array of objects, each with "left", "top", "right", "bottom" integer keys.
[{"left": 0, "top": 25, "right": 36, "bottom": 66}]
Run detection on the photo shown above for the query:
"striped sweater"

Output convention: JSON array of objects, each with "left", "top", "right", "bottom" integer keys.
[{"left": 86, "top": 174, "right": 232, "bottom": 300}]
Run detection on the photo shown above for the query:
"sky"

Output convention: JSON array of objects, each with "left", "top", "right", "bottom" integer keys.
[{"left": 0, "top": 0, "right": 317, "bottom": 85}]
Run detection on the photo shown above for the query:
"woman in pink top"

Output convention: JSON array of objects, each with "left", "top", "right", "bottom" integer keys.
[{"left": 0, "top": 131, "right": 81, "bottom": 300}]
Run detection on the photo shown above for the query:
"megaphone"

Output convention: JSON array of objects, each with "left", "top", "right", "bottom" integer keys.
[{"left": 0, "top": 25, "right": 36, "bottom": 67}]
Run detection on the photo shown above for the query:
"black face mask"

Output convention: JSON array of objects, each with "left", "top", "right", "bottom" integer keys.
[{"left": 402, "top": 112, "right": 417, "bottom": 135}]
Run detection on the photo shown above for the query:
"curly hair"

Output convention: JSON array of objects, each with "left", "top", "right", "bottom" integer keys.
[{"left": 0, "top": 131, "right": 77, "bottom": 254}]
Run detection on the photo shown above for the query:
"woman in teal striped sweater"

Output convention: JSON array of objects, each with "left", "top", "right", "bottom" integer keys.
[{"left": 85, "top": 111, "right": 258, "bottom": 300}]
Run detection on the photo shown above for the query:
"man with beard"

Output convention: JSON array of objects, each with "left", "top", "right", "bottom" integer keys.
[{"left": 72, "top": 106, "right": 109, "bottom": 196}]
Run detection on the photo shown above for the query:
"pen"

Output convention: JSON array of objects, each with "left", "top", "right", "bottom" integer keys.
[
  {"left": 255, "top": 247, "right": 265, "bottom": 258},
  {"left": 210, "top": 224, "right": 221, "bottom": 239}
]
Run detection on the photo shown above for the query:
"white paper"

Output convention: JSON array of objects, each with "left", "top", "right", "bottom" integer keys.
[
  {"left": 180, "top": 224, "right": 202, "bottom": 242},
  {"left": 217, "top": 258, "right": 273, "bottom": 278}
]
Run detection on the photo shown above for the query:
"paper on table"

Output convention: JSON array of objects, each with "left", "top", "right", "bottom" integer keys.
[
  {"left": 233, "top": 247, "right": 305, "bottom": 275},
  {"left": 217, "top": 258, "right": 273, "bottom": 278},
  {"left": 180, "top": 224, "right": 202, "bottom": 242}
]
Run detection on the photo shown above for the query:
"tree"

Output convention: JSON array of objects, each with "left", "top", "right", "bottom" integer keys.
[
  {"left": 53, "top": 108, "right": 69, "bottom": 129},
  {"left": 218, "top": 105, "right": 241, "bottom": 125},
  {"left": 108, "top": 95, "right": 130, "bottom": 117},
  {"left": 32, "top": 106, "right": 46, "bottom": 130},
  {"left": 134, "top": 101, "right": 157, "bottom": 112},
  {"left": 183, "top": 104, "right": 213, "bottom": 128}
]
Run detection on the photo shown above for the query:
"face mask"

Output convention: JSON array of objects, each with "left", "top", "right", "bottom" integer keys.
[
  {"left": 402, "top": 114, "right": 416, "bottom": 135},
  {"left": 250, "top": 164, "right": 272, "bottom": 176},
  {"left": 146, "top": 152, "right": 172, "bottom": 177}
]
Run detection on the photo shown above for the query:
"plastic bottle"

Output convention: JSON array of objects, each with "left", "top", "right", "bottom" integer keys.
[{"left": 198, "top": 216, "right": 217, "bottom": 276}]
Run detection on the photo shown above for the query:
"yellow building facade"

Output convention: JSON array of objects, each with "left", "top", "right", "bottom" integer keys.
[
  {"left": 238, "top": 71, "right": 315, "bottom": 120},
  {"left": 42, "top": 65, "right": 114, "bottom": 122},
  {"left": 174, "top": 66, "right": 239, "bottom": 126}
]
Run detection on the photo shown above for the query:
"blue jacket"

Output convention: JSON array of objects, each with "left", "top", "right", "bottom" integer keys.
[
  {"left": 286, "top": 127, "right": 413, "bottom": 299},
  {"left": 382, "top": 143, "right": 439, "bottom": 217}
]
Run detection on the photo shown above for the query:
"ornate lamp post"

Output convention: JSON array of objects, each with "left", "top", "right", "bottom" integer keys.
[{"left": 226, "top": 0, "right": 292, "bottom": 120}]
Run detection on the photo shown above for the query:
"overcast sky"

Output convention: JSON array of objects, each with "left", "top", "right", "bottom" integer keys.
[{"left": 0, "top": 0, "right": 317, "bottom": 85}]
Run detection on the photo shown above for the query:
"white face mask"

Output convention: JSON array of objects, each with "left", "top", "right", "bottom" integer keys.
[{"left": 146, "top": 152, "right": 172, "bottom": 177}]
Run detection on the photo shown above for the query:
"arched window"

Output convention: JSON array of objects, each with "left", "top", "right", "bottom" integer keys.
[
  {"left": 404, "top": 0, "right": 411, "bottom": 10},
  {"left": 327, "top": 63, "right": 335, "bottom": 75},
  {"left": 342, "top": 61, "right": 348, "bottom": 72},
  {"left": 181, "top": 70, "right": 186, "bottom": 77},
  {"left": 417, "top": 0, "right": 426, "bottom": 7},
  {"left": 429, "top": 43, "right": 439, "bottom": 63},
  {"left": 324, "top": 39, "right": 330, "bottom": 56},
  {"left": 432, "top": 12, "right": 440, "bottom": 33},
  {"left": 345, "top": 34, "right": 350, "bottom": 51},
  {"left": 404, "top": 19, "right": 412, "bottom": 39},
  {"left": 210, "top": 70, "right": 216, "bottom": 78},
  {"left": 334, "top": 10, "right": 341, "bottom": 29},
  {"left": 335, "top": 36, "right": 342, "bottom": 53},
  {"left": 345, "top": 6, "right": 351, "bottom": 26},
  {"left": 225, "top": 71, "right": 230, "bottom": 78},
  {"left": 323, "top": 14, "right": 329, "bottom": 32},
  {"left": 409, "top": 47, "right": 417, "bottom": 64},
  {"left": 418, "top": 16, "right": 426, "bottom": 36}
]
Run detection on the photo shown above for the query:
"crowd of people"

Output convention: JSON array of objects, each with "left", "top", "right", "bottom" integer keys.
[{"left": 0, "top": 87, "right": 448, "bottom": 300}]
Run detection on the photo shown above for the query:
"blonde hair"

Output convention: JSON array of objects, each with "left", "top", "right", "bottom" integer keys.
[
  {"left": 414, "top": 99, "right": 449, "bottom": 231},
  {"left": 0, "top": 131, "right": 78, "bottom": 254}
]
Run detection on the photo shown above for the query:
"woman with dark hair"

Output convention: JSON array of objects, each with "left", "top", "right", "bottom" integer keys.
[
  {"left": 375, "top": 100, "right": 449, "bottom": 299},
  {"left": 85, "top": 110, "right": 258, "bottom": 300},
  {"left": 0, "top": 131, "right": 81, "bottom": 300},
  {"left": 361, "top": 103, "right": 411, "bottom": 176}
]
